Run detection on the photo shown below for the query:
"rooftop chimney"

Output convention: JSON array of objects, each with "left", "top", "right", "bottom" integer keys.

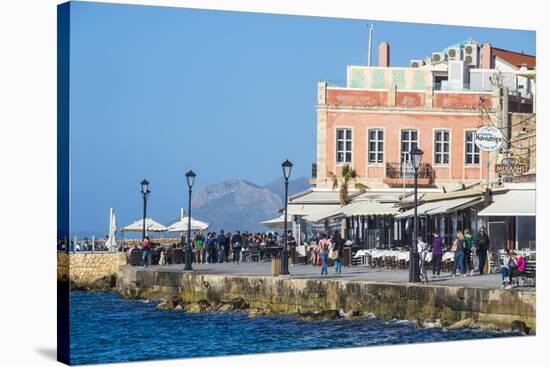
[
  {"left": 379, "top": 41, "right": 390, "bottom": 67},
  {"left": 480, "top": 43, "right": 492, "bottom": 69}
]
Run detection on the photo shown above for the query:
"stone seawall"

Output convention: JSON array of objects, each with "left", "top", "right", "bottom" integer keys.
[
  {"left": 117, "top": 266, "right": 536, "bottom": 331},
  {"left": 57, "top": 252, "right": 127, "bottom": 289}
]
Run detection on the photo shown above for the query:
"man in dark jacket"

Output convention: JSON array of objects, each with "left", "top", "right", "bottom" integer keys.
[
  {"left": 216, "top": 230, "right": 226, "bottom": 263},
  {"left": 474, "top": 227, "right": 491, "bottom": 275},
  {"left": 231, "top": 230, "right": 243, "bottom": 263}
]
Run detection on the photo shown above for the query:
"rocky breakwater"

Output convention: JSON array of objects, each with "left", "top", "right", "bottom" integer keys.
[{"left": 116, "top": 266, "right": 536, "bottom": 333}]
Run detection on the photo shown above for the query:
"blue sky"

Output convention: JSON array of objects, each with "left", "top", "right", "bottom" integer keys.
[{"left": 68, "top": 1, "right": 535, "bottom": 235}]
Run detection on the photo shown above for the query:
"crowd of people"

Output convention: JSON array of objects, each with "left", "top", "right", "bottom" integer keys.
[
  {"left": 308, "top": 232, "right": 345, "bottom": 276},
  {"left": 416, "top": 227, "right": 491, "bottom": 279},
  {"left": 415, "top": 226, "right": 529, "bottom": 287},
  {"left": 133, "top": 230, "right": 299, "bottom": 267},
  {"left": 57, "top": 237, "right": 111, "bottom": 252},
  {"left": 64, "top": 225, "right": 529, "bottom": 288}
]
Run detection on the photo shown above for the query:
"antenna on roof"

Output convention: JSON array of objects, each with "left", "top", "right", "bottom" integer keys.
[{"left": 364, "top": 23, "right": 374, "bottom": 66}]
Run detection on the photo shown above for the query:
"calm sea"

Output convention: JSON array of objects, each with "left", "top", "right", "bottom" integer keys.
[{"left": 69, "top": 291, "right": 522, "bottom": 365}]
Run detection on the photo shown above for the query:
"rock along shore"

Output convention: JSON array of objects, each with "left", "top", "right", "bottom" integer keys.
[{"left": 114, "top": 265, "right": 536, "bottom": 334}]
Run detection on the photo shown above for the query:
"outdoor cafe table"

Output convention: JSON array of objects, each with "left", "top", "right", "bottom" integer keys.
[{"left": 353, "top": 249, "right": 457, "bottom": 267}]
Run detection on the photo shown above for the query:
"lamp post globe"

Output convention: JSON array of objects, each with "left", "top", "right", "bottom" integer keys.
[
  {"left": 184, "top": 170, "right": 196, "bottom": 271},
  {"left": 408, "top": 148, "right": 423, "bottom": 283},
  {"left": 282, "top": 159, "right": 293, "bottom": 180},
  {"left": 280, "top": 159, "right": 293, "bottom": 276},
  {"left": 140, "top": 179, "right": 150, "bottom": 241}
]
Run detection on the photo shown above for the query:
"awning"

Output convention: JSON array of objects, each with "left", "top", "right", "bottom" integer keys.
[
  {"left": 395, "top": 201, "right": 441, "bottom": 219},
  {"left": 395, "top": 196, "right": 481, "bottom": 218},
  {"left": 425, "top": 197, "right": 483, "bottom": 215},
  {"left": 260, "top": 214, "right": 293, "bottom": 229},
  {"left": 341, "top": 201, "right": 399, "bottom": 216},
  {"left": 286, "top": 203, "right": 340, "bottom": 217},
  {"left": 303, "top": 208, "right": 344, "bottom": 223},
  {"left": 478, "top": 190, "right": 535, "bottom": 217}
]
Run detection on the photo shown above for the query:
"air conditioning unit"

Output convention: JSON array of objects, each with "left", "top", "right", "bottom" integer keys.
[
  {"left": 410, "top": 60, "right": 424, "bottom": 68},
  {"left": 463, "top": 43, "right": 479, "bottom": 67},
  {"left": 447, "top": 47, "right": 462, "bottom": 61},
  {"left": 431, "top": 52, "right": 447, "bottom": 63}
]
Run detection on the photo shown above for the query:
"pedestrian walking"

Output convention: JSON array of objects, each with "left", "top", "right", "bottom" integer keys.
[
  {"left": 225, "top": 232, "right": 232, "bottom": 262},
  {"left": 319, "top": 233, "right": 330, "bottom": 275},
  {"left": 195, "top": 230, "right": 205, "bottom": 264},
  {"left": 431, "top": 231, "right": 443, "bottom": 278},
  {"left": 474, "top": 227, "right": 491, "bottom": 275},
  {"left": 417, "top": 235, "right": 428, "bottom": 282},
  {"left": 205, "top": 232, "right": 216, "bottom": 264},
  {"left": 451, "top": 231, "right": 467, "bottom": 277},
  {"left": 231, "top": 231, "right": 243, "bottom": 263},
  {"left": 216, "top": 230, "right": 226, "bottom": 263},
  {"left": 464, "top": 228, "right": 473, "bottom": 274},
  {"left": 287, "top": 230, "right": 297, "bottom": 266},
  {"left": 142, "top": 236, "right": 152, "bottom": 267},
  {"left": 331, "top": 232, "right": 344, "bottom": 275}
]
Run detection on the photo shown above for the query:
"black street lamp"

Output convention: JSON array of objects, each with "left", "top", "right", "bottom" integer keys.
[
  {"left": 183, "top": 170, "right": 196, "bottom": 271},
  {"left": 409, "top": 148, "right": 423, "bottom": 283},
  {"left": 280, "top": 159, "right": 293, "bottom": 276},
  {"left": 140, "top": 179, "right": 150, "bottom": 241}
]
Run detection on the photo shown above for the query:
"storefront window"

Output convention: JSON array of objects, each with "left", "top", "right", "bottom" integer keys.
[
  {"left": 488, "top": 220, "right": 508, "bottom": 250},
  {"left": 517, "top": 216, "right": 536, "bottom": 250}
]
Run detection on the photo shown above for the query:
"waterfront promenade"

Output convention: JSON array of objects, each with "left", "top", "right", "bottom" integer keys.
[{"left": 137, "top": 262, "right": 529, "bottom": 290}]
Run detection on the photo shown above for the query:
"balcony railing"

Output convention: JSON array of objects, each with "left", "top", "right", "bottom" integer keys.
[{"left": 384, "top": 162, "right": 435, "bottom": 186}]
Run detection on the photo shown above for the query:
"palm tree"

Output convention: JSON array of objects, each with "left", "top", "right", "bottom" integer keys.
[{"left": 328, "top": 164, "right": 367, "bottom": 206}]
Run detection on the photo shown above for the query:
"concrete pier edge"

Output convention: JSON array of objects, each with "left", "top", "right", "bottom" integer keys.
[{"left": 115, "top": 265, "right": 536, "bottom": 332}]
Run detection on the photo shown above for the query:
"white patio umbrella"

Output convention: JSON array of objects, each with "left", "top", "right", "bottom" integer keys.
[
  {"left": 122, "top": 217, "right": 168, "bottom": 234},
  {"left": 104, "top": 208, "right": 118, "bottom": 251},
  {"left": 167, "top": 216, "right": 209, "bottom": 232}
]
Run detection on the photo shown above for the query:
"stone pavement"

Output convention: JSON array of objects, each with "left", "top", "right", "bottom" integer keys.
[{"left": 136, "top": 261, "right": 535, "bottom": 290}]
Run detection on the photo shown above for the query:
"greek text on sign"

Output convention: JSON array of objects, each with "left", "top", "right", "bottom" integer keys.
[
  {"left": 474, "top": 126, "right": 503, "bottom": 152},
  {"left": 495, "top": 156, "right": 527, "bottom": 176}
]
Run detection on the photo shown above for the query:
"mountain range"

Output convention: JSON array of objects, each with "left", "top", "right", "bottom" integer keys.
[{"left": 192, "top": 177, "right": 311, "bottom": 232}]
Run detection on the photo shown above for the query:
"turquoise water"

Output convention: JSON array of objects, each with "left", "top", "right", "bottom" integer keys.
[{"left": 70, "top": 292, "right": 522, "bottom": 365}]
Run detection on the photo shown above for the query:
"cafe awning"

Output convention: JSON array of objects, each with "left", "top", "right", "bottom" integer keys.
[
  {"left": 395, "top": 201, "right": 441, "bottom": 219},
  {"left": 426, "top": 197, "right": 483, "bottom": 215},
  {"left": 395, "top": 196, "right": 481, "bottom": 218},
  {"left": 260, "top": 214, "right": 293, "bottom": 228},
  {"left": 303, "top": 208, "right": 344, "bottom": 223},
  {"left": 341, "top": 201, "right": 400, "bottom": 216},
  {"left": 478, "top": 190, "right": 535, "bottom": 217}
]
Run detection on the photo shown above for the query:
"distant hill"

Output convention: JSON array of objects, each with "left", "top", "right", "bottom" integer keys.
[
  {"left": 192, "top": 177, "right": 311, "bottom": 232},
  {"left": 262, "top": 177, "right": 311, "bottom": 203}
]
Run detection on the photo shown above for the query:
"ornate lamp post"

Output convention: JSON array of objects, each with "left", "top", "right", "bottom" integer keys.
[
  {"left": 140, "top": 179, "right": 150, "bottom": 241},
  {"left": 408, "top": 148, "right": 423, "bottom": 283},
  {"left": 183, "top": 170, "right": 196, "bottom": 271},
  {"left": 280, "top": 159, "right": 293, "bottom": 276}
]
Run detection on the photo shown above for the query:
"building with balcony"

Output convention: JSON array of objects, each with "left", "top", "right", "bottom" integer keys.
[{"left": 313, "top": 40, "right": 535, "bottom": 190}]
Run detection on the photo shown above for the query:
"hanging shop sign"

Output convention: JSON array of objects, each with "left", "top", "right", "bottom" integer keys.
[
  {"left": 474, "top": 126, "right": 504, "bottom": 152},
  {"left": 495, "top": 156, "right": 527, "bottom": 176}
]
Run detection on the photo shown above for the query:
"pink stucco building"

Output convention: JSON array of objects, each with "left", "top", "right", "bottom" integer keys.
[{"left": 313, "top": 41, "right": 534, "bottom": 190}]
